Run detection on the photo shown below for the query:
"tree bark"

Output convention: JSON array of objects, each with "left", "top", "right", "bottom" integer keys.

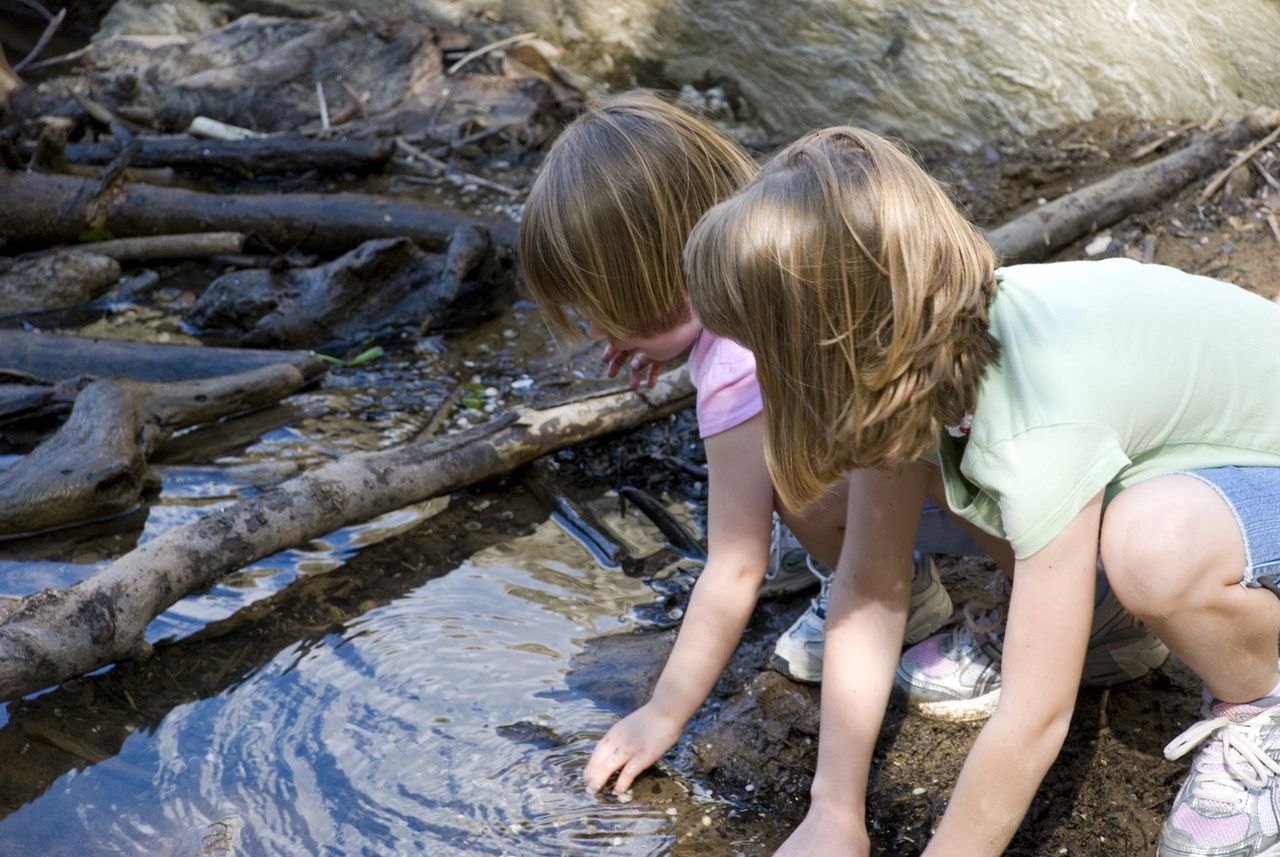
[
  {"left": 986, "top": 109, "right": 1280, "bottom": 262},
  {"left": 0, "top": 370, "right": 694, "bottom": 701},
  {"left": 0, "top": 363, "right": 311, "bottom": 538},
  {"left": 0, "top": 171, "right": 516, "bottom": 255}
]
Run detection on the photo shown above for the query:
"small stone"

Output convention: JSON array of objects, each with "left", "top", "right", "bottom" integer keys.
[
  {"left": 912, "top": 787, "right": 927, "bottom": 796},
  {"left": 702, "top": 815, "right": 712, "bottom": 826},
  {"left": 665, "top": 807, "right": 678, "bottom": 816},
  {"left": 1084, "top": 233, "right": 1113, "bottom": 256}
]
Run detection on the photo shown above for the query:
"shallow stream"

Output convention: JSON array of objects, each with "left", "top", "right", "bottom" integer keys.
[{"left": 0, "top": 298, "right": 772, "bottom": 855}]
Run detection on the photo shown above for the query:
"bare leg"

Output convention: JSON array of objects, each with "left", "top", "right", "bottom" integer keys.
[
  {"left": 776, "top": 478, "right": 848, "bottom": 570},
  {"left": 1101, "top": 474, "right": 1280, "bottom": 703}
]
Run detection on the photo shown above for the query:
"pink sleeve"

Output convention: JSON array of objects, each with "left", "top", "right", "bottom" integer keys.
[{"left": 687, "top": 333, "right": 764, "bottom": 438}]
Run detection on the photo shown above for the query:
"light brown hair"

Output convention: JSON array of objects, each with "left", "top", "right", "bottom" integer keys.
[
  {"left": 517, "top": 90, "right": 757, "bottom": 342},
  {"left": 685, "top": 126, "right": 1000, "bottom": 510}
]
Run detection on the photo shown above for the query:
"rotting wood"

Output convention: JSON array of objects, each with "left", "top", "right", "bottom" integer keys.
[
  {"left": 0, "top": 369, "right": 694, "bottom": 701},
  {"left": 0, "top": 363, "right": 310, "bottom": 538},
  {"left": 0, "top": 171, "right": 517, "bottom": 254},
  {"left": 986, "top": 109, "right": 1280, "bottom": 262},
  {"left": 0, "top": 329, "right": 327, "bottom": 383}
]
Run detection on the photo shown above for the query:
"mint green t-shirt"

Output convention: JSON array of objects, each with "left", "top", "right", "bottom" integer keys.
[{"left": 937, "top": 258, "right": 1280, "bottom": 559}]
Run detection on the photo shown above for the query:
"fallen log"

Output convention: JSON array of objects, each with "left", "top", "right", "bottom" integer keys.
[
  {"left": 0, "top": 363, "right": 311, "bottom": 538},
  {"left": 21, "top": 134, "right": 395, "bottom": 177},
  {"left": 0, "top": 329, "right": 328, "bottom": 383},
  {"left": 186, "top": 230, "right": 490, "bottom": 348},
  {"left": 987, "top": 109, "right": 1280, "bottom": 262},
  {"left": 0, "top": 370, "right": 694, "bottom": 701},
  {"left": 0, "top": 171, "right": 517, "bottom": 255}
]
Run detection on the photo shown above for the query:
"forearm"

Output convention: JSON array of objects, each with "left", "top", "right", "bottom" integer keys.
[
  {"left": 809, "top": 563, "right": 911, "bottom": 814},
  {"left": 924, "top": 707, "right": 1070, "bottom": 857},
  {"left": 647, "top": 559, "right": 760, "bottom": 723}
]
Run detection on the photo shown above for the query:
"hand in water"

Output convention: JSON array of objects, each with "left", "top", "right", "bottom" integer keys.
[
  {"left": 602, "top": 345, "right": 664, "bottom": 390},
  {"left": 583, "top": 703, "right": 682, "bottom": 795}
]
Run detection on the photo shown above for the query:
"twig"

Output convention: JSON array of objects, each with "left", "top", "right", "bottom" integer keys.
[
  {"left": 1267, "top": 212, "right": 1280, "bottom": 246},
  {"left": 21, "top": 44, "right": 91, "bottom": 72},
  {"left": 393, "top": 137, "right": 518, "bottom": 196},
  {"left": 330, "top": 81, "right": 367, "bottom": 126},
  {"left": 315, "top": 81, "right": 330, "bottom": 131},
  {"left": 1128, "top": 123, "right": 1196, "bottom": 162},
  {"left": 1198, "top": 124, "right": 1280, "bottom": 204},
  {"left": 393, "top": 137, "right": 447, "bottom": 174},
  {"left": 445, "top": 32, "right": 536, "bottom": 75},
  {"left": 14, "top": 8, "right": 67, "bottom": 74},
  {"left": 1201, "top": 106, "right": 1226, "bottom": 133},
  {"left": 13, "top": 0, "right": 54, "bottom": 20},
  {"left": 66, "top": 86, "right": 117, "bottom": 126},
  {"left": 1253, "top": 159, "right": 1280, "bottom": 194}
]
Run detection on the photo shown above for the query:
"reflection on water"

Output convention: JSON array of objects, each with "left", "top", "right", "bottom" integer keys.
[{"left": 0, "top": 496, "right": 754, "bottom": 856}]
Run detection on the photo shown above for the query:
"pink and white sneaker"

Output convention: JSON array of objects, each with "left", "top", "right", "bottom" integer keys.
[{"left": 1159, "top": 694, "right": 1280, "bottom": 857}]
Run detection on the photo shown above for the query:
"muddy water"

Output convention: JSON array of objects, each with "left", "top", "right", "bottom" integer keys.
[{"left": 0, "top": 313, "right": 769, "bottom": 854}]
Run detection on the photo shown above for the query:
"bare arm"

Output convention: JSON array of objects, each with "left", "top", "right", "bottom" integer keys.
[
  {"left": 584, "top": 415, "right": 775, "bottom": 794},
  {"left": 922, "top": 492, "right": 1102, "bottom": 857},
  {"left": 775, "top": 463, "right": 932, "bottom": 855}
]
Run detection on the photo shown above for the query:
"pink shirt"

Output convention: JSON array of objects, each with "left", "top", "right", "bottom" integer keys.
[{"left": 686, "top": 331, "right": 764, "bottom": 438}]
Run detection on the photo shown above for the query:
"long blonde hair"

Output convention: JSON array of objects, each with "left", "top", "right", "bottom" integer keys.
[
  {"left": 686, "top": 126, "right": 999, "bottom": 510},
  {"left": 518, "top": 90, "right": 757, "bottom": 341}
]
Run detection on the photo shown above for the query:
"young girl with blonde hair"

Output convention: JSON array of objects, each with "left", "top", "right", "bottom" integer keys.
[
  {"left": 685, "top": 125, "right": 1280, "bottom": 857},
  {"left": 517, "top": 92, "right": 993, "bottom": 797}
]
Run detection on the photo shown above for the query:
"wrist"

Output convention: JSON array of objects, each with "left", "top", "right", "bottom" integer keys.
[{"left": 808, "top": 779, "right": 865, "bottom": 821}]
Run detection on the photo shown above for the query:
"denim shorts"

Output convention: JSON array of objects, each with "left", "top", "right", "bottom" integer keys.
[{"left": 1179, "top": 466, "right": 1280, "bottom": 592}]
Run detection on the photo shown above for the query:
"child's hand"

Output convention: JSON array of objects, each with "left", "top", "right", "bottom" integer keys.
[
  {"left": 601, "top": 345, "right": 665, "bottom": 390},
  {"left": 773, "top": 801, "right": 869, "bottom": 857},
  {"left": 583, "top": 703, "right": 682, "bottom": 795}
]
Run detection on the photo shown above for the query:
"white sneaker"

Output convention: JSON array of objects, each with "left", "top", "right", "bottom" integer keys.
[
  {"left": 895, "top": 581, "right": 1170, "bottom": 723},
  {"left": 759, "top": 514, "right": 822, "bottom": 598},
  {"left": 771, "top": 552, "right": 952, "bottom": 684},
  {"left": 1159, "top": 694, "right": 1280, "bottom": 856}
]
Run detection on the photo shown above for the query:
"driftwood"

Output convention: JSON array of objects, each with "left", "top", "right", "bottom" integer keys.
[
  {"left": 0, "top": 251, "right": 120, "bottom": 312},
  {"left": 0, "top": 369, "right": 694, "bottom": 701},
  {"left": 26, "top": 135, "right": 395, "bottom": 177},
  {"left": 0, "top": 329, "right": 327, "bottom": 383},
  {"left": 67, "top": 232, "right": 246, "bottom": 262},
  {"left": 19, "top": 13, "right": 576, "bottom": 147},
  {"left": 0, "top": 364, "right": 311, "bottom": 538},
  {"left": 186, "top": 229, "right": 490, "bottom": 348},
  {"left": 987, "top": 109, "right": 1280, "bottom": 262},
  {"left": 0, "top": 171, "right": 516, "bottom": 254}
]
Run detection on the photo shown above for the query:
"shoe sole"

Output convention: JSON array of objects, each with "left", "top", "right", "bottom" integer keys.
[
  {"left": 908, "top": 687, "right": 1002, "bottom": 723},
  {"left": 769, "top": 652, "right": 821, "bottom": 684},
  {"left": 904, "top": 636, "right": 1170, "bottom": 723}
]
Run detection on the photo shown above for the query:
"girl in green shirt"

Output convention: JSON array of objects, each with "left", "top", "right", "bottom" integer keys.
[{"left": 685, "top": 124, "right": 1280, "bottom": 857}]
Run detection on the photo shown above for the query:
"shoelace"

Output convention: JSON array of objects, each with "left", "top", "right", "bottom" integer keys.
[
  {"left": 1164, "top": 710, "right": 1280, "bottom": 808},
  {"left": 945, "top": 574, "right": 1010, "bottom": 652}
]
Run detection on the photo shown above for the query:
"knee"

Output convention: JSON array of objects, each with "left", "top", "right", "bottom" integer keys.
[{"left": 1100, "top": 485, "right": 1201, "bottom": 618}]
